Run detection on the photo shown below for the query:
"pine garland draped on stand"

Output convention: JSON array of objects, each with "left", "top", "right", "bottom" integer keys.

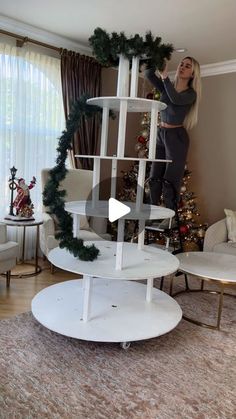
[
  {"left": 43, "top": 96, "right": 103, "bottom": 261},
  {"left": 89, "top": 28, "right": 173, "bottom": 69}
]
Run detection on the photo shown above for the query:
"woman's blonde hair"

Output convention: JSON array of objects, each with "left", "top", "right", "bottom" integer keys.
[{"left": 175, "top": 56, "right": 202, "bottom": 130}]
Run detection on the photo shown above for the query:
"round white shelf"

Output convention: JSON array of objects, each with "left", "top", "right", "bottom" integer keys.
[
  {"left": 48, "top": 241, "right": 179, "bottom": 280},
  {"left": 87, "top": 97, "right": 167, "bottom": 112},
  {"left": 65, "top": 200, "right": 175, "bottom": 221},
  {"left": 74, "top": 154, "right": 172, "bottom": 163},
  {"left": 31, "top": 278, "right": 182, "bottom": 343}
]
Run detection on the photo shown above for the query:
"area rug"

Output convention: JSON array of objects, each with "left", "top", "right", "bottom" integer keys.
[{"left": 0, "top": 277, "right": 235, "bottom": 419}]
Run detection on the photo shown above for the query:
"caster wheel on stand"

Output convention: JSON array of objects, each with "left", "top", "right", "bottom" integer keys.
[{"left": 120, "top": 341, "right": 131, "bottom": 350}]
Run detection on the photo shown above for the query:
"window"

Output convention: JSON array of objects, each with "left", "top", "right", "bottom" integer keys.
[{"left": 0, "top": 42, "right": 65, "bottom": 258}]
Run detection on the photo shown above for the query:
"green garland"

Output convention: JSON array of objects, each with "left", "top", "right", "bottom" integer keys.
[
  {"left": 43, "top": 95, "right": 104, "bottom": 261},
  {"left": 89, "top": 28, "right": 174, "bottom": 69}
]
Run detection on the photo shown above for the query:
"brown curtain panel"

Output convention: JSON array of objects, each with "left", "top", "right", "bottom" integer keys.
[{"left": 61, "top": 51, "right": 101, "bottom": 169}]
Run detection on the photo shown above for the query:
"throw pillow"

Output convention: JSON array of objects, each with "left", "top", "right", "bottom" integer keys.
[{"left": 224, "top": 209, "right": 236, "bottom": 242}]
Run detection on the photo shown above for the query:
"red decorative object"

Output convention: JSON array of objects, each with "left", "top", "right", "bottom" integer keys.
[
  {"left": 13, "top": 176, "right": 36, "bottom": 218},
  {"left": 146, "top": 92, "right": 154, "bottom": 100},
  {"left": 179, "top": 225, "right": 189, "bottom": 235},
  {"left": 137, "top": 135, "right": 146, "bottom": 144}
]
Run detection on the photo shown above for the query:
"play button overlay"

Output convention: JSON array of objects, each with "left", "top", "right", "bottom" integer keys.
[
  {"left": 108, "top": 198, "right": 131, "bottom": 222},
  {"left": 85, "top": 176, "right": 150, "bottom": 241}
]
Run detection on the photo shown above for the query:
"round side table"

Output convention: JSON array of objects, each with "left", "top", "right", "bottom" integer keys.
[
  {"left": 3, "top": 217, "right": 43, "bottom": 277},
  {"left": 171, "top": 252, "right": 236, "bottom": 330}
]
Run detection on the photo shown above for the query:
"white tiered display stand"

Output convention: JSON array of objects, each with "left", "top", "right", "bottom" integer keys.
[{"left": 32, "top": 55, "right": 182, "bottom": 349}]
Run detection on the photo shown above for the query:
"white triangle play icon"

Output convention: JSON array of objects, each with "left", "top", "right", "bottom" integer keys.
[{"left": 108, "top": 198, "right": 131, "bottom": 222}]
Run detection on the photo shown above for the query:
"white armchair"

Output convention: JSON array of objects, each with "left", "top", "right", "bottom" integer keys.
[
  {"left": 40, "top": 168, "right": 111, "bottom": 258},
  {"left": 203, "top": 218, "right": 236, "bottom": 256},
  {"left": 0, "top": 223, "right": 19, "bottom": 287}
]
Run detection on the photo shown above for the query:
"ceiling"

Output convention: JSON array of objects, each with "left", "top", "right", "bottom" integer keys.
[{"left": 0, "top": 0, "right": 236, "bottom": 69}]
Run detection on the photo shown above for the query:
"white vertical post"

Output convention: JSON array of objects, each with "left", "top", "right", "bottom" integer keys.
[
  {"left": 136, "top": 160, "right": 146, "bottom": 212},
  {"left": 130, "top": 56, "right": 139, "bottom": 98},
  {"left": 138, "top": 220, "right": 145, "bottom": 250},
  {"left": 73, "top": 214, "right": 80, "bottom": 238},
  {"left": 115, "top": 218, "right": 125, "bottom": 270},
  {"left": 111, "top": 158, "right": 117, "bottom": 198},
  {"left": 117, "top": 54, "right": 130, "bottom": 97},
  {"left": 117, "top": 99, "right": 128, "bottom": 158},
  {"left": 82, "top": 275, "right": 93, "bottom": 322},
  {"left": 100, "top": 106, "right": 109, "bottom": 156},
  {"left": 148, "top": 104, "right": 158, "bottom": 159},
  {"left": 146, "top": 278, "right": 154, "bottom": 302},
  {"left": 92, "top": 158, "right": 100, "bottom": 208},
  {"left": 164, "top": 218, "right": 172, "bottom": 251}
]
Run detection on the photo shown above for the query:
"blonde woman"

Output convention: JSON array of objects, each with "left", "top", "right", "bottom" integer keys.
[{"left": 145, "top": 57, "right": 201, "bottom": 223}]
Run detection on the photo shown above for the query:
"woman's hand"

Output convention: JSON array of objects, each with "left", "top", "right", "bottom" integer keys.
[{"left": 158, "top": 60, "right": 168, "bottom": 80}]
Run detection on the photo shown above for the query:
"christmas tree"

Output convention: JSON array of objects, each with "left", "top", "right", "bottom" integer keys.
[
  {"left": 152, "top": 166, "right": 208, "bottom": 251},
  {"left": 118, "top": 88, "right": 207, "bottom": 250}
]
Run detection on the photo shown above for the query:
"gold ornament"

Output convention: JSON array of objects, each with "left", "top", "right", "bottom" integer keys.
[
  {"left": 197, "top": 228, "right": 205, "bottom": 238},
  {"left": 134, "top": 143, "right": 143, "bottom": 152},
  {"left": 138, "top": 148, "right": 148, "bottom": 158},
  {"left": 141, "top": 118, "right": 148, "bottom": 126},
  {"left": 154, "top": 91, "right": 160, "bottom": 100},
  {"left": 186, "top": 213, "right": 193, "bottom": 220},
  {"left": 141, "top": 129, "right": 149, "bottom": 139}
]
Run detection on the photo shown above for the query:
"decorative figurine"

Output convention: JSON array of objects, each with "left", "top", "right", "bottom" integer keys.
[
  {"left": 6, "top": 167, "right": 36, "bottom": 221},
  {"left": 13, "top": 176, "right": 36, "bottom": 218}
]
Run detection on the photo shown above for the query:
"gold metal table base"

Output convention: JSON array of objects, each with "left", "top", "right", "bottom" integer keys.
[
  {"left": 4, "top": 221, "right": 43, "bottom": 279},
  {"left": 171, "top": 273, "right": 236, "bottom": 330},
  {"left": 11, "top": 262, "right": 42, "bottom": 278}
]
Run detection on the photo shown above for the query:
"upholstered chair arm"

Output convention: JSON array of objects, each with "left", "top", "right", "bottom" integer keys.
[
  {"left": 203, "top": 219, "right": 228, "bottom": 252},
  {"left": 0, "top": 223, "right": 7, "bottom": 244},
  {"left": 90, "top": 217, "right": 108, "bottom": 234},
  {"left": 41, "top": 212, "right": 56, "bottom": 235},
  {"left": 39, "top": 212, "right": 56, "bottom": 257}
]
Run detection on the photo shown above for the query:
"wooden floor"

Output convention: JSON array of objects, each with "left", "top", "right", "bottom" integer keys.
[{"left": 0, "top": 258, "right": 79, "bottom": 320}]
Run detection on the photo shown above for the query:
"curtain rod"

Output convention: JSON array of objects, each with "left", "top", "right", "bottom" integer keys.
[{"left": 0, "top": 28, "right": 62, "bottom": 53}]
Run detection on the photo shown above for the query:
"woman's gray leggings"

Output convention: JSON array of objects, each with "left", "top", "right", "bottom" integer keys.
[{"left": 149, "top": 127, "right": 189, "bottom": 210}]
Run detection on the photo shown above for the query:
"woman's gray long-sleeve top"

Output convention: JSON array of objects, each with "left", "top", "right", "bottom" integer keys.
[{"left": 145, "top": 68, "right": 196, "bottom": 125}]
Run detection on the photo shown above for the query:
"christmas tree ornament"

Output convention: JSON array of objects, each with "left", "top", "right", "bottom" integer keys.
[
  {"left": 137, "top": 135, "right": 147, "bottom": 144},
  {"left": 179, "top": 225, "right": 189, "bottom": 234},
  {"left": 186, "top": 212, "right": 193, "bottom": 220},
  {"left": 146, "top": 92, "right": 154, "bottom": 100},
  {"left": 154, "top": 91, "right": 161, "bottom": 100},
  {"left": 134, "top": 143, "right": 143, "bottom": 152},
  {"left": 197, "top": 228, "right": 205, "bottom": 238},
  {"left": 138, "top": 148, "right": 148, "bottom": 158},
  {"left": 141, "top": 129, "right": 149, "bottom": 139}
]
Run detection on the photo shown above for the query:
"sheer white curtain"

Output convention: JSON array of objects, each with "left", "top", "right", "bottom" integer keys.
[{"left": 0, "top": 43, "right": 65, "bottom": 259}]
